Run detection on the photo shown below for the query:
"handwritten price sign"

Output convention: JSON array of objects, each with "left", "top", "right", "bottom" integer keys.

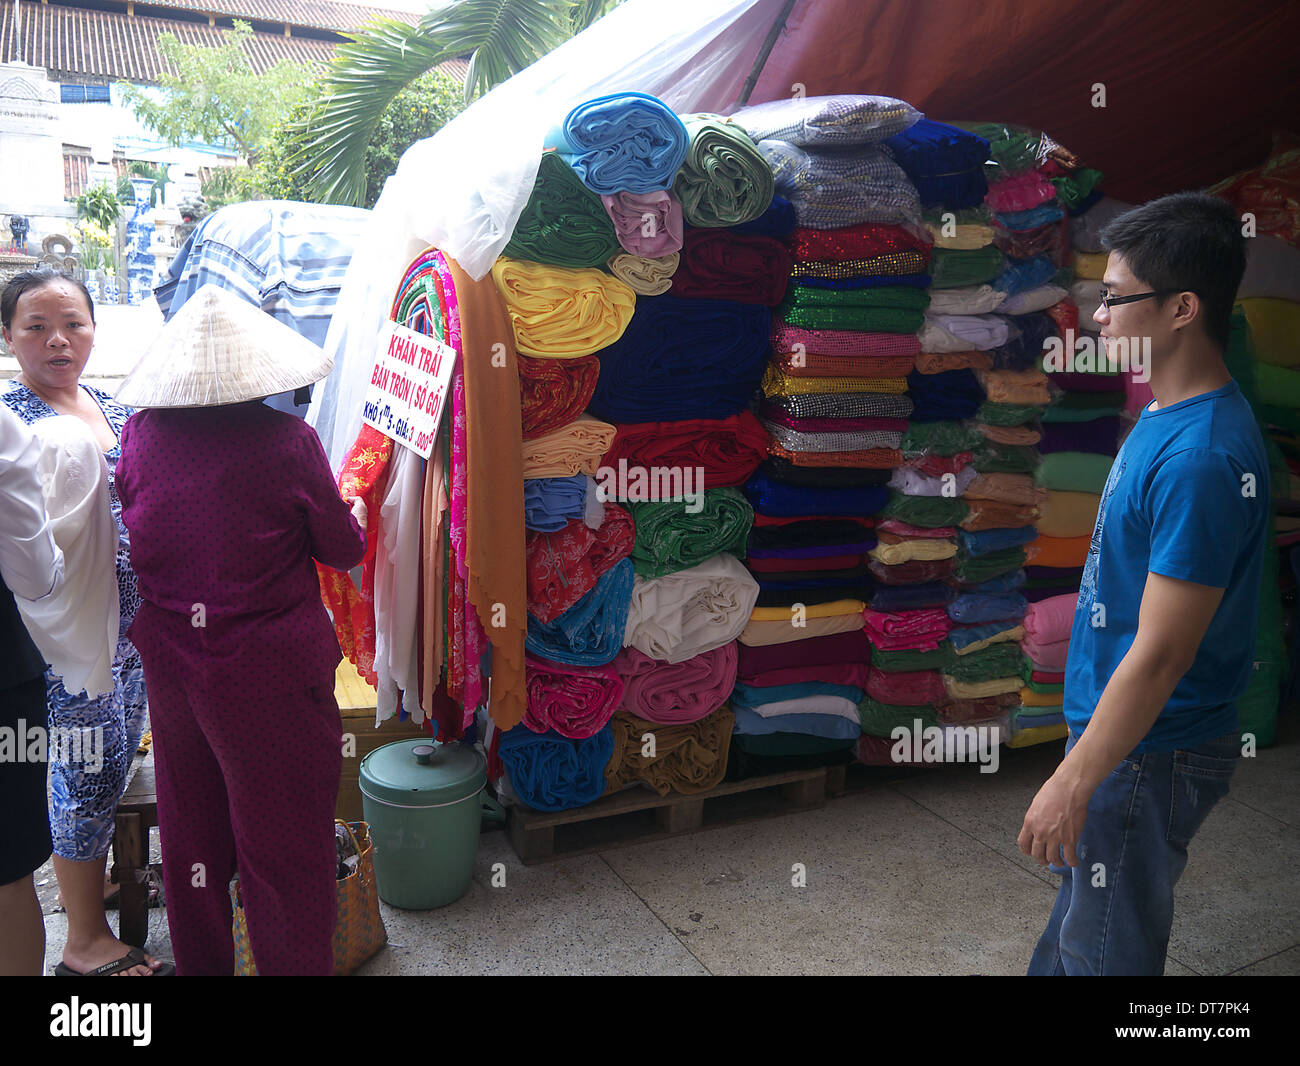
[{"left": 361, "top": 320, "right": 457, "bottom": 459}]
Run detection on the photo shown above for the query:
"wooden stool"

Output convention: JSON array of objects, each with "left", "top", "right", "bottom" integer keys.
[{"left": 111, "top": 753, "right": 158, "bottom": 949}]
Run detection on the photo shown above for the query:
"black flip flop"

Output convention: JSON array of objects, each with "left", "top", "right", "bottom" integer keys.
[{"left": 54, "top": 947, "right": 175, "bottom": 977}]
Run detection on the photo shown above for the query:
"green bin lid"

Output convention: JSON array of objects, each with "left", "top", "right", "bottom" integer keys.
[{"left": 360, "top": 739, "right": 486, "bottom": 808}]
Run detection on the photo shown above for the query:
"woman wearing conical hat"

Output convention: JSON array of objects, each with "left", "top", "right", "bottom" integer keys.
[{"left": 114, "top": 285, "right": 367, "bottom": 976}]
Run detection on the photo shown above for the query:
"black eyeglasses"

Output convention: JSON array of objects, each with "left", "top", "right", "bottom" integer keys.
[{"left": 1098, "top": 287, "right": 1166, "bottom": 309}]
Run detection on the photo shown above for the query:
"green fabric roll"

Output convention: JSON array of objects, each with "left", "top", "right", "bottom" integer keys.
[
  {"left": 955, "top": 546, "right": 1026, "bottom": 583},
  {"left": 929, "top": 245, "right": 1005, "bottom": 289},
  {"left": 879, "top": 491, "right": 969, "bottom": 527},
  {"left": 1035, "top": 451, "right": 1115, "bottom": 493},
  {"left": 673, "top": 115, "right": 775, "bottom": 228},
  {"left": 901, "top": 420, "right": 983, "bottom": 455},
  {"left": 626, "top": 487, "right": 753, "bottom": 578},
  {"left": 504, "top": 152, "right": 622, "bottom": 268},
  {"left": 1051, "top": 167, "right": 1105, "bottom": 210},
  {"left": 733, "top": 733, "right": 858, "bottom": 757},
  {"left": 975, "top": 401, "right": 1043, "bottom": 426},
  {"left": 1041, "top": 405, "right": 1124, "bottom": 424},
  {"left": 858, "top": 698, "right": 939, "bottom": 738},
  {"left": 973, "top": 443, "right": 1041, "bottom": 473},
  {"left": 871, "top": 643, "right": 956, "bottom": 672},
  {"left": 944, "top": 642, "right": 1025, "bottom": 683}
]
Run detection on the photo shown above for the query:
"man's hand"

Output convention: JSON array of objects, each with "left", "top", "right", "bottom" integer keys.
[{"left": 1018, "top": 770, "right": 1090, "bottom": 867}]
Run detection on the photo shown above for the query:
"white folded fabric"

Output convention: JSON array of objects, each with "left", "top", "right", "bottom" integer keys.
[
  {"left": 888, "top": 465, "right": 977, "bottom": 497},
  {"left": 623, "top": 552, "right": 758, "bottom": 664},
  {"left": 926, "top": 284, "right": 1006, "bottom": 316},
  {"left": 734, "top": 694, "right": 860, "bottom": 721},
  {"left": 998, "top": 283, "right": 1068, "bottom": 316},
  {"left": 918, "top": 312, "right": 1011, "bottom": 352}
]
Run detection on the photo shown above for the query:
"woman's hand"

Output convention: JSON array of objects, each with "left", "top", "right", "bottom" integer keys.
[{"left": 348, "top": 496, "right": 368, "bottom": 532}]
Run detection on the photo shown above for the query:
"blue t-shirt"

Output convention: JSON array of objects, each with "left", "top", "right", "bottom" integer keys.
[{"left": 1064, "top": 379, "right": 1269, "bottom": 751}]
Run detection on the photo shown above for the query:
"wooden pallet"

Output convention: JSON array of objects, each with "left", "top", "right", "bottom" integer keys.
[{"left": 507, "top": 768, "right": 828, "bottom": 864}]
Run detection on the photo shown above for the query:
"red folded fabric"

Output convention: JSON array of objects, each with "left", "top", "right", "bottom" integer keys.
[
  {"left": 936, "top": 692, "right": 1020, "bottom": 724},
  {"left": 992, "top": 216, "right": 1067, "bottom": 262},
  {"left": 772, "top": 323, "right": 922, "bottom": 360},
  {"left": 615, "top": 643, "right": 737, "bottom": 725},
  {"left": 752, "top": 512, "right": 875, "bottom": 529},
  {"left": 899, "top": 451, "right": 975, "bottom": 476},
  {"left": 1044, "top": 298, "right": 1078, "bottom": 340},
  {"left": 771, "top": 350, "right": 919, "bottom": 378},
  {"left": 1031, "top": 669, "right": 1065, "bottom": 684},
  {"left": 739, "top": 661, "right": 870, "bottom": 689},
  {"left": 789, "top": 221, "right": 931, "bottom": 263},
  {"left": 669, "top": 229, "right": 791, "bottom": 305},
  {"left": 525, "top": 502, "right": 635, "bottom": 623},
  {"left": 867, "top": 557, "right": 957, "bottom": 584},
  {"left": 523, "top": 655, "right": 624, "bottom": 738},
  {"left": 518, "top": 353, "right": 601, "bottom": 440},
  {"left": 861, "top": 607, "right": 952, "bottom": 651},
  {"left": 747, "top": 553, "right": 866, "bottom": 573},
  {"left": 875, "top": 519, "right": 956, "bottom": 538},
  {"left": 866, "top": 666, "right": 947, "bottom": 705},
  {"left": 603, "top": 412, "right": 769, "bottom": 490},
  {"left": 759, "top": 406, "right": 910, "bottom": 434},
  {"left": 736, "top": 629, "right": 872, "bottom": 675}
]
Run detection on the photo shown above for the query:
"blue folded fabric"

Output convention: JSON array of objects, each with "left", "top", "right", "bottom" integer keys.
[
  {"left": 989, "top": 311, "right": 1057, "bottom": 371},
  {"left": 884, "top": 119, "right": 990, "bottom": 210},
  {"left": 993, "top": 255, "right": 1057, "bottom": 297},
  {"left": 730, "top": 705, "right": 862, "bottom": 740},
  {"left": 549, "top": 92, "right": 690, "bottom": 195},
  {"left": 524, "top": 476, "right": 588, "bottom": 532},
  {"left": 498, "top": 725, "right": 614, "bottom": 811},
  {"left": 729, "top": 196, "right": 797, "bottom": 238},
  {"left": 1013, "top": 709, "right": 1065, "bottom": 728},
  {"left": 905, "top": 368, "right": 984, "bottom": 422},
  {"left": 745, "top": 470, "right": 891, "bottom": 518},
  {"left": 732, "top": 681, "right": 865, "bottom": 706},
  {"left": 960, "top": 570, "right": 1027, "bottom": 595},
  {"left": 958, "top": 526, "right": 1038, "bottom": 556},
  {"left": 997, "top": 203, "right": 1065, "bottom": 230},
  {"left": 869, "top": 581, "right": 954, "bottom": 611},
  {"left": 790, "top": 273, "right": 932, "bottom": 290},
  {"left": 589, "top": 296, "right": 771, "bottom": 423},
  {"left": 946, "top": 592, "right": 1029, "bottom": 624},
  {"left": 949, "top": 620, "right": 1024, "bottom": 652},
  {"left": 525, "top": 558, "right": 634, "bottom": 666}
]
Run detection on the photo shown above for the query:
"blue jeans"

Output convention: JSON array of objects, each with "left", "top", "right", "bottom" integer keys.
[{"left": 1028, "top": 729, "right": 1239, "bottom": 976}]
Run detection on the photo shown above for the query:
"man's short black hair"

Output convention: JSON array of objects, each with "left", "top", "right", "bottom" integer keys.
[{"left": 1099, "top": 191, "right": 1246, "bottom": 350}]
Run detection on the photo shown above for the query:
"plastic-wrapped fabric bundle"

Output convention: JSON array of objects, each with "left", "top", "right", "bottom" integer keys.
[
  {"left": 600, "top": 188, "right": 684, "bottom": 257},
  {"left": 615, "top": 643, "right": 737, "bottom": 725},
  {"left": 627, "top": 488, "right": 752, "bottom": 577},
  {"left": 730, "top": 94, "right": 920, "bottom": 147},
  {"left": 958, "top": 525, "right": 1037, "bottom": 556},
  {"left": 977, "top": 421, "right": 1042, "bottom": 446},
  {"left": 986, "top": 170, "right": 1058, "bottom": 214},
  {"left": 928, "top": 246, "right": 1005, "bottom": 289},
  {"left": 997, "top": 203, "right": 1065, "bottom": 230},
  {"left": 551, "top": 91, "right": 690, "bottom": 195},
  {"left": 524, "top": 475, "right": 591, "bottom": 532},
  {"left": 771, "top": 322, "right": 921, "bottom": 360},
  {"left": 858, "top": 698, "right": 939, "bottom": 737},
  {"left": 879, "top": 491, "right": 969, "bottom": 528},
  {"left": 920, "top": 313, "right": 1011, "bottom": 351},
  {"left": 869, "top": 559, "right": 956, "bottom": 588},
  {"left": 999, "top": 284, "right": 1069, "bottom": 316},
  {"left": 953, "top": 550, "right": 1026, "bottom": 585},
  {"left": 521, "top": 414, "right": 617, "bottom": 477},
  {"left": 780, "top": 282, "right": 930, "bottom": 312},
  {"left": 492, "top": 257, "right": 636, "bottom": 358},
  {"left": 884, "top": 118, "right": 991, "bottom": 209},
  {"left": 669, "top": 228, "right": 791, "bottom": 305},
  {"left": 623, "top": 553, "right": 759, "bottom": 663},
  {"left": 607, "top": 252, "right": 680, "bottom": 295},
  {"left": 604, "top": 707, "right": 734, "bottom": 796},
  {"left": 900, "top": 419, "right": 983, "bottom": 455},
  {"left": 865, "top": 666, "right": 946, "bottom": 705},
  {"left": 960, "top": 498, "right": 1041, "bottom": 532},
  {"left": 525, "top": 557, "right": 634, "bottom": 665},
  {"left": 588, "top": 296, "right": 771, "bottom": 422},
  {"left": 526, "top": 502, "right": 635, "bottom": 622},
  {"left": 769, "top": 443, "right": 902, "bottom": 469},
  {"left": 522, "top": 655, "right": 624, "bottom": 738},
  {"left": 949, "top": 621, "right": 1024, "bottom": 654},
  {"left": 947, "top": 592, "right": 1029, "bottom": 624},
  {"left": 760, "top": 139, "right": 923, "bottom": 230},
  {"left": 498, "top": 725, "right": 614, "bottom": 812},
  {"left": 673, "top": 114, "right": 774, "bottom": 228},
  {"left": 924, "top": 206, "right": 996, "bottom": 249},
  {"left": 870, "top": 642, "right": 955, "bottom": 672},
  {"left": 887, "top": 466, "right": 977, "bottom": 497},
  {"left": 861, "top": 607, "right": 952, "bottom": 650},
  {"left": 601, "top": 412, "right": 768, "bottom": 491},
  {"left": 518, "top": 353, "right": 601, "bottom": 439},
  {"left": 993, "top": 254, "right": 1056, "bottom": 296},
  {"left": 990, "top": 311, "right": 1058, "bottom": 370},
  {"left": 504, "top": 152, "right": 622, "bottom": 267},
  {"left": 926, "top": 285, "right": 1006, "bottom": 316},
  {"left": 869, "top": 532, "right": 957, "bottom": 564},
  {"left": 746, "top": 470, "right": 890, "bottom": 517},
  {"left": 971, "top": 447, "right": 1043, "bottom": 476},
  {"left": 1037, "top": 490, "right": 1100, "bottom": 538}
]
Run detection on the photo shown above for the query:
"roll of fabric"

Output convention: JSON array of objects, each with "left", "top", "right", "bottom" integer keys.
[
  {"left": 669, "top": 228, "right": 791, "bottom": 305},
  {"left": 498, "top": 725, "right": 614, "bottom": 811},
  {"left": 604, "top": 708, "right": 734, "bottom": 796},
  {"left": 521, "top": 414, "right": 616, "bottom": 478},
  {"left": 518, "top": 353, "right": 601, "bottom": 439},
  {"left": 526, "top": 502, "right": 635, "bottom": 623},
  {"left": 764, "top": 392, "right": 913, "bottom": 421},
  {"left": 601, "top": 188, "right": 684, "bottom": 257},
  {"left": 522, "top": 655, "right": 624, "bottom": 738},
  {"left": 746, "top": 470, "right": 890, "bottom": 518},
  {"left": 771, "top": 322, "right": 921, "bottom": 359},
  {"left": 491, "top": 257, "right": 636, "bottom": 358},
  {"left": 523, "top": 475, "right": 591, "bottom": 532},
  {"left": 1037, "top": 490, "right": 1100, "bottom": 538},
  {"left": 555, "top": 92, "right": 690, "bottom": 195},
  {"left": 525, "top": 557, "right": 634, "bottom": 666},
  {"left": 1035, "top": 451, "right": 1115, "bottom": 494},
  {"left": 1021, "top": 592, "right": 1078, "bottom": 643},
  {"left": 732, "top": 693, "right": 861, "bottom": 726},
  {"left": 861, "top": 607, "right": 952, "bottom": 650},
  {"left": 733, "top": 679, "right": 864, "bottom": 710},
  {"left": 787, "top": 221, "right": 931, "bottom": 263},
  {"left": 731, "top": 94, "right": 920, "bottom": 147},
  {"left": 731, "top": 195, "right": 797, "bottom": 238},
  {"left": 627, "top": 488, "right": 753, "bottom": 577},
  {"left": 589, "top": 296, "right": 771, "bottom": 423},
  {"left": 738, "top": 613, "right": 866, "bottom": 646},
  {"left": 615, "top": 643, "right": 737, "bottom": 725},
  {"left": 606, "top": 252, "right": 680, "bottom": 296},
  {"left": 623, "top": 552, "right": 759, "bottom": 664},
  {"left": 761, "top": 139, "right": 922, "bottom": 230},
  {"left": 866, "top": 666, "right": 947, "bottom": 705},
  {"left": 736, "top": 628, "right": 871, "bottom": 675},
  {"left": 928, "top": 246, "right": 1005, "bottom": 288},
  {"left": 504, "top": 152, "right": 622, "bottom": 268},
  {"left": 939, "top": 692, "right": 1020, "bottom": 724},
  {"left": 602, "top": 412, "right": 769, "bottom": 491},
  {"left": 763, "top": 364, "right": 909, "bottom": 396},
  {"left": 673, "top": 114, "right": 774, "bottom": 228}
]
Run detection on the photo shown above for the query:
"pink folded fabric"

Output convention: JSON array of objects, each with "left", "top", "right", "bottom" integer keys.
[
  {"left": 985, "top": 171, "right": 1057, "bottom": 214},
  {"left": 861, "top": 607, "right": 952, "bottom": 651},
  {"left": 1020, "top": 635, "right": 1071, "bottom": 672},
  {"left": 739, "top": 661, "right": 871, "bottom": 689},
  {"left": 615, "top": 643, "right": 737, "bottom": 725},
  {"left": 876, "top": 519, "right": 957, "bottom": 538},
  {"left": 772, "top": 323, "right": 922, "bottom": 360},
  {"left": 865, "top": 666, "right": 947, "bottom": 705},
  {"left": 601, "top": 189, "right": 684, "bottom": 257},
  {"left": 1022, "top": 592, "right": 1079, "bottom": 644},
  {"left": 523, "top": 655, "right": 625, "bottom": 738}
]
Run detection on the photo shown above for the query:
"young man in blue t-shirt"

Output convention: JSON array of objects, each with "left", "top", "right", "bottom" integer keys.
[{"left": 1019, "top": 192, "right": 1269, "bottom": 976}]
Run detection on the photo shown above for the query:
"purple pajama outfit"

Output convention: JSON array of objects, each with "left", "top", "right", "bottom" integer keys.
[{"left": 116, "top": 401, "right": 365, "bottom": 975}]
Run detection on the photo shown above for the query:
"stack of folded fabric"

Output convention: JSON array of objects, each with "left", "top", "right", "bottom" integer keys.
[{"left": 1011, "top": 591, "right": 1076, "bottom": 746}]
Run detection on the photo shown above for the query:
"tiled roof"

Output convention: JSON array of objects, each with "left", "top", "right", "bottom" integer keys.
[{"left": 123, "top": 0, "right": 418, "bottom": 34}]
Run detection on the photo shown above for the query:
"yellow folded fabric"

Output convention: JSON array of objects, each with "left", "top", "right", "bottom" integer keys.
[
  {"left": 491, "top": 256, "right": 637, "bottom": 358},
  {"left": 925, "top": 222, "right": 995, "bottom": 250},
  {"left": 1239, "top": 298, "right": 1300, "bottom": 367},
  {"left": 976, "top": 367, "right": 1051, "bottom": 405},
  {"left": 762, "top": 363, "right": 909, "bottom": 397},
  {"left": 963, "top": 473, "right": 1047, "bottom": 506},
  {"left": 1073, "top": 252, "right": 1108, "bottom": 280},
  {"left": 869, "top": 538, "right": 957, "bottom": 564},
  {"left": 1005, "top": 722, "right": 1069, "bottom": 748},
  {"left": 1019, "top": 686, "right": 1064, "bottom": 707},
  {"left": 951, "top": 624, "right": 1024, "bottom": 655},
  {"left": 749, "top": 598, "right": 865, "bottom": 622},
  {"left": 521, "top": 414, "right": 616, "bottom": 477},
  {"left": 943, "top": 675, "right": 1023, "bottom": 699},
  {"left": 1037, "top": 490, "right": 1101, "bottom": 539},
  {"left": 607, "top": 252, "right": 679, "bottom": 296},
  {"left": 738, "top": 613, "right": 864, "bottom": 647}
]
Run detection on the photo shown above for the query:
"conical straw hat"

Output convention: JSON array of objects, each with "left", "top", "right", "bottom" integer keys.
[{"left": 115, "top": 285, "right": 333, "bottom": 408}]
